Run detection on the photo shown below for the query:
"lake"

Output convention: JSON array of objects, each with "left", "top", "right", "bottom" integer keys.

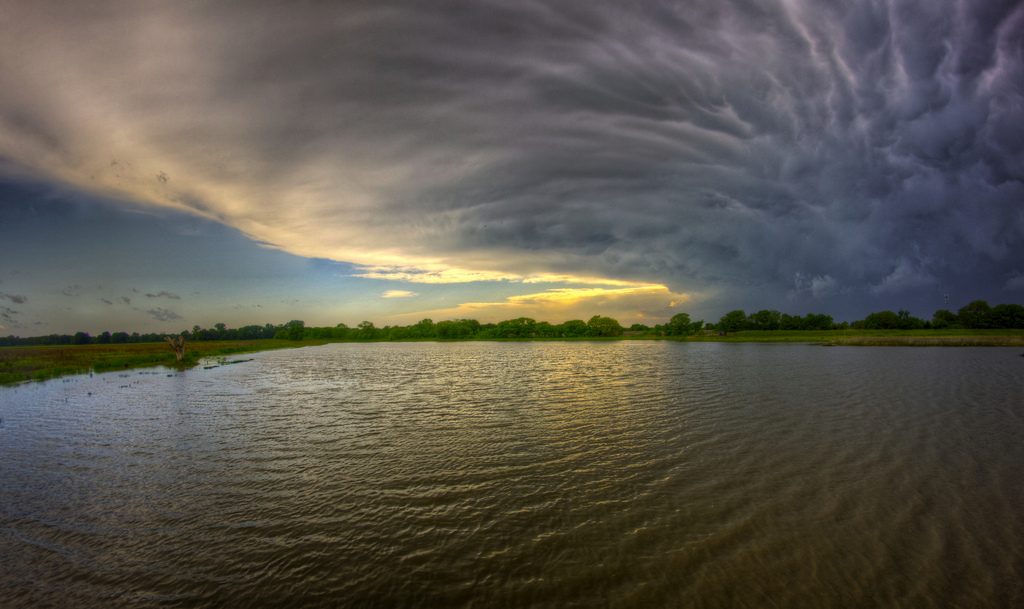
[{"left": 2, "top": 341, "right": 1023, "bottom": 607}]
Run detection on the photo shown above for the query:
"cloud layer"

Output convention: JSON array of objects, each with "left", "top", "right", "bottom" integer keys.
[{"left": 1, "top": 0, "right": 1022, "bottom": 317}]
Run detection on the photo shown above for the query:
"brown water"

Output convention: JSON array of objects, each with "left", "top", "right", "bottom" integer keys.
[{"left": 2, "top": 341, "right": 1023, "bottom": 607}]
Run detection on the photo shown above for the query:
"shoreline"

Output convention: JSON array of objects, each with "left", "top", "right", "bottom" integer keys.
[
  {"left": 686, "top": 329, "right": 1024, "bottom": 346},
  {"left": 0, "top": 339, "right": 329, "bottom": 386},
  {"left": 4, "top": 331, "right": 1023, "bottom": 386}
]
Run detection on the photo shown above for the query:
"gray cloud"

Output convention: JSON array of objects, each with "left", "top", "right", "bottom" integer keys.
[
  {"left": 147, "top": 307, "right": 182, "bottom": 322},
  {"left": 60, "top": 285, "right": 84, "bottom": 297},
  {"left": 145, "top": 291, "right": 180, "bottom": 300},
  {"left": 0, "top": 292, "right": 27, "bottom": 304},
  {"left": 1, "top": 1, "right": 1022, "bottom": 318},
  {"left": 1005, "top": 271, "right": 1024, "bottom": 291},
  {"left": 1, "top": 305, "right": 18, "bottom": 323}
]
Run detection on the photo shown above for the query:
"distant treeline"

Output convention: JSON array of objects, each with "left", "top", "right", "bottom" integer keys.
[
  {"left": 713, "top": 300, "right": 1024, "bottom": 332},
  {"left": 715, "top": 300, "right": 1024, "bottom": 332},
  {"left": 2, "top": 300, "right": 1022, "bottom": 347},
  {"left": 0, "top": 323, "right": 285, "bottom": 347},
  {"left": 277, "top": 315, "right": 639, "bottom": 342}
]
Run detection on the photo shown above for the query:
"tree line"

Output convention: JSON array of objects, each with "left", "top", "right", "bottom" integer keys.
[
  {"left": 277, "top": 315, "right": 637, "bottom": 341},
  {"left": 2, "top": 299, "right": 1021, "bottom": 348},
  {"left": 855, "top": 300, "right": 1024, "bottom": 330},
  {"left": 0, "top": 323, "right": 285, "bottom": 347},
  {"left": 710, "top": 300, "right": 1024, "bottom": 332}
]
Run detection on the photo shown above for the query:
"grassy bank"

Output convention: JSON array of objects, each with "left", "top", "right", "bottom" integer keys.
[
  {"left": 686, "top": 329, "right": 1024, "bottom": 346},
  {"left": 0, "top": 339, "right": 327, "bottom": 386}
]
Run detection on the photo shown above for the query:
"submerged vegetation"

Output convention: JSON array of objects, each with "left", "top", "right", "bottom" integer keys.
[
  {"left": 0, "top": 339, "right": 326, "bottom": 386},
  {"left": 2, "top": 299, "right": 1022, "bottom": 385}
]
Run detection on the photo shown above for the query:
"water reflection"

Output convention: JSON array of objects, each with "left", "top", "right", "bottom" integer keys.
[{"left": 2, "top": 342, "right": 1023, "bottom": 607}]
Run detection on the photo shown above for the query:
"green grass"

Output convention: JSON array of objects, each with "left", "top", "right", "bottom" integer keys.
[{"left": 0, "top": 339, "right": 328, "bottom": 386}]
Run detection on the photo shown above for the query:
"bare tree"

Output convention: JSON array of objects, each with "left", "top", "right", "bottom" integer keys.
[{"left": 164, "top": 335, "right": 187, "bottom": 361}]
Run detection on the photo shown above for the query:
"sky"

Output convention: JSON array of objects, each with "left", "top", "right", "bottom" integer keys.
[{"left": 1, "top": 0, "right": 1022, "bottom": 336}]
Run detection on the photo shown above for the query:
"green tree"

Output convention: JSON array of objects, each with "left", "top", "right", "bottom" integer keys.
[
  {"left": 410, "top": 318, "right": 436, "bottom": 339},
  {"left": 989, "top": 303, "right": 1024, "bottom": 329},
  {"left": 718, "top": 310, "right": 749, "bottom": 333},
  {"left": 559, "top": 319, "right": 588, "bottom": 337},
  {"left": 356, "top": 321, "right": 377, "bottom": 340},
  {"left": 779, "top": 313, "right": 804, "bottom": 330},
  {"left": 861, "top": 311, "right": 901, "bottom": 329},
  {"left": 957, "top": 300, "right": 992, "bottom": 328},
  {"left": 663, "top": 313, "right": 692, "bottom": 336},
  {"left": 931, "top": 309, "right": 959, "bottom": 329},
  {"left": 273, "top": 319, "right": 307, "bottom": 340},
  {"left": 496, "top": 317, "right": 536, "bottom": 338},
  {"left": 275, "top": 325, "right": 305, "bottom": 340},
  {"left": 895, "top": 309, "right": 925, "bottom": 330},
  {"left": 804, "top": 313, "right": 836, "bottom": 330},
  {"left": 534, "top": 321, "right": 557, "bottom": 337},
  {"left": 587, "top": 315, "right": 623, "bottom": 337},
  {"left": 435, "top": 320, "right": 476, "bottom": 339},
  {"left": 748, "top": 309, "right": 782, "bottom": 330},
  {"left": 73, "top": 331, "right": 91, "bottom": 345}
]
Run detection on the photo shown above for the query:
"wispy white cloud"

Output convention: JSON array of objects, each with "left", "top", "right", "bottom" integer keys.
[{"left": 382, "top": 290, "right": 418, "bottom": 298}]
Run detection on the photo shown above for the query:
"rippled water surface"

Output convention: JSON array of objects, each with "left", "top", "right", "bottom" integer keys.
[{"left": 2, "top": 341, "right": 1024, "bottom": 607}]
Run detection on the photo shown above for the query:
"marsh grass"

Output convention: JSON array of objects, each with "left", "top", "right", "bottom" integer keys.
[{"left": 0, "top": 339, "right": 326, "bottom": 385}]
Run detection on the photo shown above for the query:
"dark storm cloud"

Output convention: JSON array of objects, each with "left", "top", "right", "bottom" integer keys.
[
  {"left": 1, "top": 0, "right": 1022, "bottom": 317},
  {"left": 333, "top": 0, "right": 1022, "bottom": 312}
]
